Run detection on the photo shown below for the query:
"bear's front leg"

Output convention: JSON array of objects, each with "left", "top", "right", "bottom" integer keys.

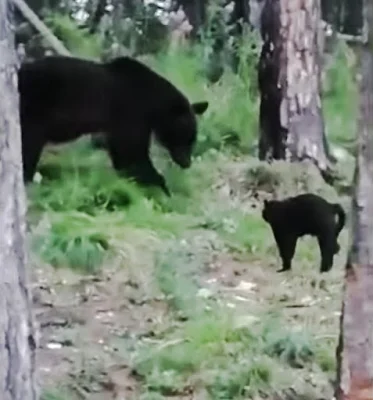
[
  {"left": 128, "top": 160, "right": 171, "bottom": 196},
  {"left": 109, "top": 145, "right": 170, "bottom": 195},
  {"left": 107, "top": 124, "right": 171, "bottom": 196}
]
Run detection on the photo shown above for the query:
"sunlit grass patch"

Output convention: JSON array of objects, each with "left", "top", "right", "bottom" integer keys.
[
  {"left": 41, "top": 389, "right": 70, "bottom": 400},
  {"left": 27, "top": 33, "right": 353, "bottom": 400},
  {"left": 322, "top": 40, "right": 358, "bottom": 147},
  {"left": 31, "top": 200, "right": 198, "bottom": 274},
  {"left": 132, "top": 310, "right": 264, "bottom": 397},
  {"left": 131, "top": 309, "right": 332, "bottom": 399},
  {"left": 31, "top": 212, "right": 111, "bottom": 273},
  {"left": 149, "top": 48, "right": 259, "bottom": 155}
]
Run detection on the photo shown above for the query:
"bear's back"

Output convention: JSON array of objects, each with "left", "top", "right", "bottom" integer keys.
[
  {"left": 19, "top": 55, "right": 190, "bottom": 118},
  {"left": 104, "top": 56, "right": 191, "bottom": 112},
  {"left": 19, "top": 57, "right": 115, "bottom": 115}
]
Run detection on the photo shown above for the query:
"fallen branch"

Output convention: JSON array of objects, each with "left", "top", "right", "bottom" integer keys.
[{"left": 13, "top": 0, "right": 70, "bottom": 56}]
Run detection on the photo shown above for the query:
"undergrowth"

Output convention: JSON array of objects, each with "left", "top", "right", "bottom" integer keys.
[{"left": 30, "top": 16, "right": 355, "bottom": 399}]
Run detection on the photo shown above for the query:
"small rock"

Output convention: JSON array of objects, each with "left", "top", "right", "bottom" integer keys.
[
  {"left": 233, "top": 315, "right": 259, "bottom": 329},
  {"left": 197, "top": 288, "right": 213, "bottom": 299},
  {"left": 33, "top": 172, "right": 42, "bottom": 183},
  {"left": 234, "top": 280, "right": 256, "bottom": 291},
  {"left": 46, "top": 342, "right": 62, "bottom": 350}
]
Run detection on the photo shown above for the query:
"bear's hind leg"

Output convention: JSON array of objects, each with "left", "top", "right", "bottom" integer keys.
[{"left": 21, "top": 130, "right": 45, "bottom": 183}]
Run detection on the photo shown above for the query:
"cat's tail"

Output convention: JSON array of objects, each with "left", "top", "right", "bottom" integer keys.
[{"left": 333, "top": 203, "right": 346, "bottom": 237}]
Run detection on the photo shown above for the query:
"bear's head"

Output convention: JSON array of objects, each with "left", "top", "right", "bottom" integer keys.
[
  {"left": 262, "top": 199, "right": 278, "bottom": 223},
  {"left": 154, "top": 100, "right": 209, "bottom": 169}
]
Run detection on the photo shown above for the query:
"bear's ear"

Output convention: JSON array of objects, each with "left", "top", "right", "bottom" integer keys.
[
  {"left": 192, "top": 101, "right": 209, "bottom": 115},
  {"left": 263, "top": 199, "right": 269, "bottom": 206}
]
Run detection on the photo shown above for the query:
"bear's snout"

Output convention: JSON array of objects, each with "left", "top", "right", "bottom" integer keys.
[{"left": 170, "top": 148, "right": 191, "bottom": 169}]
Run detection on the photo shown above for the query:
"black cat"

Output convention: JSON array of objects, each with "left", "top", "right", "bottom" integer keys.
[{"left": 262, "top": 193, "right": 346, "bottom": 273}]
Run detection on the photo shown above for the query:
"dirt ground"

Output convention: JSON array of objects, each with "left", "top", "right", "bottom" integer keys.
[{"left": 32, "top": 244, "right": 344, "bottom": 400}]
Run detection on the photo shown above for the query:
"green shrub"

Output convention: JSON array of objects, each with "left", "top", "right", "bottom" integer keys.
[{"left": 32, "top": 213, "right": 110, "bottom": 273}]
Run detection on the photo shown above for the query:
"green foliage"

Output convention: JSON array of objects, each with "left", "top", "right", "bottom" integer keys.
[
  {"left": 41, "top": 390, "right": 68, "bottom": 400},
  {"left": 151, "top": 47, "right": 259, "bottom": 156},
  {"left": 133, "top": 311, "right": 262, "bottom": 397},
  {"left": 132, "top": 310, "right": 328, "bottom": 399},
  {"left": 110, "top": 3, "right": 169, "bottom": 55},
  {"left": 32, "top": 212, "right": 110, "bottom": 273},
  {"left": 323, "top": 40, "right": 358, "bottom": 145},
  {"left": 207, "top": 359, "right": 272, "bottom": 399},
  {"left": 155, "top": 246, "right": 201, "bottom": 318},
  {"left": 199, "top": 209, "right": 271, "bottom": 255},
  {"left": 43, "top": 12, "right": 103, "bottom": 58},
  {"left": 29, "top": 162, "right": 143, "bottom": 215},
  {"left": 264, "top": 329, "right": 315, "bottom": 368},
  {"left": 315, "top": 345, "right": 336, "bottom": 372},
  {"left": 25, "top": 19, "right": 355, "bottom": 397}
]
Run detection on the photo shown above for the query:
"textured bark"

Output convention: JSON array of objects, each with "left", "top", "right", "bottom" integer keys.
[
  {"left": 258, "top": 0, "right": 334, "bottom": 176},
  {"left": 335, "top": 1, "right": 373, "bottom": 399},
  {"left": 231, "top": 0, "right": 251, "bottom": 32},
  {"left": 0, "top": 1, "right": 38, "bottom": 399},
  {"left": 89, "top": 0, "right": 108, "bottom": 34},
  {"left": 230, "top": 0, "right": 251, "bottom": 72},
  {"left": 340, "top": 0, "right": 363, "bottom": 36},
  {"left": 176, "top": 0, "right": 206, "bottom": 39}
]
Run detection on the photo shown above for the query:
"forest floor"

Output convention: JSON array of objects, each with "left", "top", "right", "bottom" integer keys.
[
  {"left": 30, "top": 41, "right": 359, "bottom": 400},
  {"left": 32, "top": 141, "right": 352, "bottom": 400},
  {"left": 36, "top": 250, "right": 345, "bottom": 400}
]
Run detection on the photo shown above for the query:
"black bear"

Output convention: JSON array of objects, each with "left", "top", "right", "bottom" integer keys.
[
  {"left": 262, "top": 193, "right": 346, "bottom": 273},
  {"left": 18, "top": 55, "right": 209, "bottom": 195}
]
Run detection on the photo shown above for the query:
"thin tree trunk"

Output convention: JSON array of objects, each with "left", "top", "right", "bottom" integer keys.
[
  {"left": 177, "top": 0, "right": 206, "bottom": 39},
  {"left": 89, "top": 0, "right": 108, "bottom": 34},
  {"left": 258, "top": 0, "right": 334, "bottom": 180},
  {"left": 340, "top": 0, "right": 363, "bottom": 36},
  {"left": 230, "top": 0, "right": 251, "bottom": 72},
  {"left": 335, "top": 0, "right": 373, "bottom": 399},
  {"left": 0, "top": 1, "right": 38, "bottom": 399}
]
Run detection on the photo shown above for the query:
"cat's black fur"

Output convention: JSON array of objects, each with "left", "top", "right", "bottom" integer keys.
[{"left": 262, "top": 193, "right": 346, "bottom": 273}]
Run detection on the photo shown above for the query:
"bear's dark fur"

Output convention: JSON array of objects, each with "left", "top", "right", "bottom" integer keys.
[
  {"left": 18, "top": 55, "right": 209, "bottom": 194},
  {"left": 262, "top": 193, "right": 346, "bottom": 273}
]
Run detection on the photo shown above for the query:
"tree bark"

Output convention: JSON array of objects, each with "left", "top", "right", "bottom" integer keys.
[
  {"left": 340, "top": 0, "right": 363, "bottom": 36},
  {"left": 335, "top": 0, "right": 373, "bottom": 399},
  {"left": 258, "top": 0, "right": 334, "bottom": 178},
  {"left": 230, "top": 0, "right": 251, "bottom": 72},
  {"left": 88, "top": 0, "right": 108, "bottom": 34},
  {"left": 0, "top": 1, "right": 38, "bottom": 399},
  {"left": 176, "top": 0, "right": 206, "bottom": 39}
]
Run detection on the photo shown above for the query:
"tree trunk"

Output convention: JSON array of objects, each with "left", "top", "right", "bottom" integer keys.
[
  {"left": 340, "top": 0, "right": 363, "bottom": 36},
  {"left": 231, "top": 0, "right": 250, "bottom": 32},
  {"left": 258, "top": 0, "right": 334, "bottom": 179},
  {"left": 88, "top": 0, "right": 108, "bottom": 34},
  {"left": 230, "top": 0, "right": 251, "bottom": 72},
  {"left": 0, "top": 1, "right": 38, "bottom": 399},
  {"left": 335, "top": 1, "right": 373, "bottom": 399},
  {"left": 176, "top": 0, "right": 206, "bottom": 39}
]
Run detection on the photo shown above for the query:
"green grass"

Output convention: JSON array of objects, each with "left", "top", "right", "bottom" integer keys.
[
  {"left": 41, "top": 390, "right": 69, "bottom": 400},
  {"left": 131, "top": 309, "right": 332, "bottom": 399},
  {"left": 28, "top": 23, "right": 355, "bottom": 398},
  {"left": 322, "top": 40, "right": 358, "bottom": 147},
  {"left": 43, "top": 12, "right": 104, "bottom": 59}
]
